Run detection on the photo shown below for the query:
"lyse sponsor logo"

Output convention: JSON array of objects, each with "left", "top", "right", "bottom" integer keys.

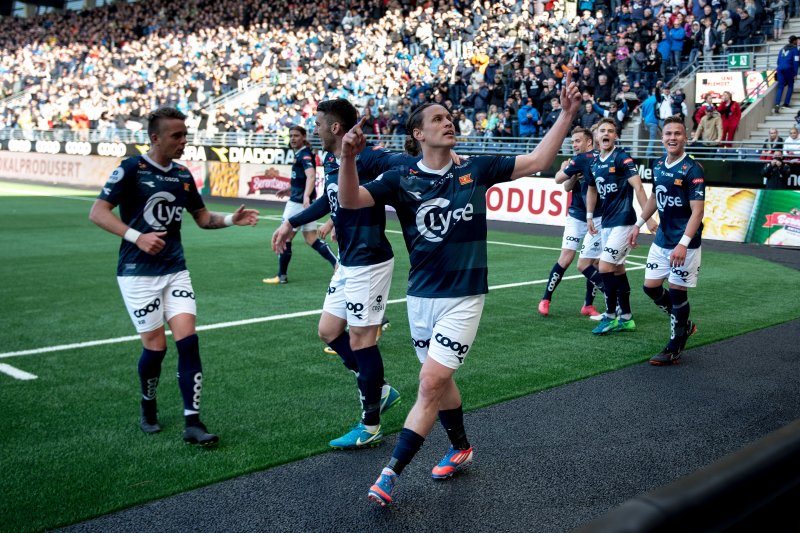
[
  {"left": 416, "top": 198, "right": 474, "bottom": 242},
  {"left": 171, "top": 289, "right": 195, "bottom": 299},
  {"left": 656, "top": 184, "right": 684, "bottom": 209},
  {"left": 133, "top": 298, "right": 161, "bottom": 318},
  {"left": 144, "top": 191, "right": 182, "bottom": 230},
  {"left": 595, "top": 176, "right": 619, "bottom": 197}
]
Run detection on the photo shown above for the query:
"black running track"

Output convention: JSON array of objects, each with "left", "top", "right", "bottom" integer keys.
[{"left": 61, "top": 221, "right": 800, "bottom": 533}]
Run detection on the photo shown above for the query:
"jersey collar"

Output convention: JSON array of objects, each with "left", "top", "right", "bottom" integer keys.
[
  {"left": 143, "top": 154, "right": 173, "bottom": 173},
  {"left": 416, "top": 160, "right": 453, "bottom": 176},
  {"left": 663, "top": 153, "right": 687, "bottom": 169}
]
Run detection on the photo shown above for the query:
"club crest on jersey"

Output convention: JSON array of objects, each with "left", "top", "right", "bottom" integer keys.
[
  {"left": 674, "top": 179, "right": 683, "bottom": 186},
  {"left": 459, "top": 174, "right": 473, "bottom": 185},
  {"left": 609, "top": 167, "right": 615, "bottom": 173},
  {"left": 184, "top": 183, "right": 190, "bottom": 191}
]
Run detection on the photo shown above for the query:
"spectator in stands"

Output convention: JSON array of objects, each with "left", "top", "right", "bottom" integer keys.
[
  {"left": 594, "top": 74, "right": 614, "bottom": 105},
  {"left": 577, "top": 101, "right": 602, "bottom": 128},
  {"left": 689, "top": 107, "right": 723, "bottom": 151},
  {"left": 694, "top": 94, "right": 717, "bottom": 129},
  {"left": 593, "top": 98, "right": 629, "bottom": 131},
  {"left": 658, "top": 86, "right": 674, "bottom": 128},
  {"left": 518, "top": 98, "right": 540, "bottom": 138},
  {"left": 457, "top": 110, "right": 475, "bottom": 137},
  {"left": 760, "top": 128, "right": 785, "bottom": 159},
  {"left": 668, "top": 18, "right": 687, "bottom": 73},
  {"left": 699, "top": 17, "right": 720, "bottom": 70},
  {"left": 391, "top": 104, "right": 409, "bottom": 136},
  {"left": 717, "top": 20, "right": 736, "bottom": 56},
  {"left": 641, "top": 89, "right": 661, "bottom": 158},
  {"left": 541, "top": 97, "right": 563, "bottom": 135},
  {"left": 782, "top": 126, "right": 800, "bottom": 160},
  {"left": 644, "top": 40, "right": 663, "bottom": 90},
  {"left": 670, "top": 88, "right": 689, "bottom": 120},
  {"left": 773, "top": 35, "right": 800, "bottom": 113},
  {"left": 718, "top": 91, "right": 742, "bottom": 146},
  {"left": 762, "top": 154, "right": 791, "bottom": 188},
  {"left": 735, "top": 8, "right": 756, "bottom": 44},
  {"left": 769, "top": 0, "right": 789, "bottom": 41},
  {"left": 628, "top": 41, "right": 646, "bottom": 88}
]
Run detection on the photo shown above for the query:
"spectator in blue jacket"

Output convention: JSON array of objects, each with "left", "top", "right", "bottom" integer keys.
[
  {"left": 657, "top": 33, "right": 672, "bottom": 79},
  {"left": 668, "top": 20, "right": 687, "bottom": 73},
  {"left": 641, "top": 90, "right": 661, "bottom": 157},
  {"left": 518, "top": 97, "right": 540, "bottom": 137},
  {"left": 774, "top": 35, "right": 800, "bottom": 113}
]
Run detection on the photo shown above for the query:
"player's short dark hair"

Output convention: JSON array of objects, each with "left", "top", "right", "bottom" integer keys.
[
  {"left": 405, "top": 103, "right": 451, "bottom": 156},
  {"left": 662, "top": 115, "right": 686, "bottom": 130},
  {"left": 571, "top": 126, "right": 593, "bottom": 142},
  {"left": 317, "top": 98, "right": 358, "bottom": 131},
  {"left": 147, "top": 107, "right": 186, "bottom": 140},
  {"left": 596, "top": 117, "right": 617, "bottom": 133}
]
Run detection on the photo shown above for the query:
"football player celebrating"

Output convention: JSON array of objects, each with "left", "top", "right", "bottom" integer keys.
[
  {"left": 629, "top": 115, "right": 704, "bottom": 365},
  {"left": 338, "top": 72, "right": 582, "bottom": 507},
  {"left": 89, "top": 107, "right": 259, "bottom": 445},
  {"left": 585, "top": 118, "right": 656, "bottom": 335},
  {"left": 538, "top": 126, "right": 604, "bottom": 320}
]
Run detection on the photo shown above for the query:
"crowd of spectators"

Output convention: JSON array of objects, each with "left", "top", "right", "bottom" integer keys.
[{"left": 0, "top": 0, "right": 792, "bottom": 140}]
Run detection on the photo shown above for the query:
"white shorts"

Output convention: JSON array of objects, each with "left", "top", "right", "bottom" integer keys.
[
  {"left": 644, "top": 244, "right": 702, "bottom": 288},
  {"left": 562, "top": 216, "right": 603, "bottom": 259},
  {"left": 406, "top": 294, "right": 485, "bottom": 370},
  {"left": 117, "top": 270, "right": 197, "bottom": 333},
  {"left": 323, "top": 258, "right": 393, "bottom": 327},
  {"left": 282, "top": 200, "right": 317, "bottom": 233},
  {"left": 600, "top": 225, "right": 634, "bottom": 265}
]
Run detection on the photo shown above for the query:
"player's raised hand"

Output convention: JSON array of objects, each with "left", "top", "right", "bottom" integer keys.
[
  {"left": 232, "top": 204, "right": 259, "bottom": 226},
  {"left": 342, "top": 116, "right": 368, "bottom": 158},
  {"left": 137, "top": 231, "right": 167, "bottom": 255},
  {"left": 559, "top": 70, "right": 582, "bottom": 116}
]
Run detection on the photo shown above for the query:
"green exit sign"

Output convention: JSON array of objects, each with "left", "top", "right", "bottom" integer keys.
[{"left": 728, "top": 53, "right": 752, "bottom": 68}]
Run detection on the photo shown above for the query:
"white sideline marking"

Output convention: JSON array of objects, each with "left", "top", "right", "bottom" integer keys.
[
  {"left": 0, "top": 186, "right": 95, "bottom": 202},
  {"left": 0, "top": 363, "right": 38, "bottom": 380},
  {"left": 0, "top": 265, "right": 646, "bottom": 360}
]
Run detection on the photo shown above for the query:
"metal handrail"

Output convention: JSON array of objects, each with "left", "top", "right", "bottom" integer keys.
[{"left": 1, "top": 128, "right": 796, "bottom": 162}]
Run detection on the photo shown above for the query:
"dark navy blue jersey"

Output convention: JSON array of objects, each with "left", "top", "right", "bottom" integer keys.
[
  {"left": 588, "top": 147, "right": 639, "bottom": 228},
  {"left": 290, "top": 146, "right": 316, "bottom": 203},
  {"left": 652, "top": 154, "right": 705, "bottom": 249},
  {"left": 364, "top": 156, "right": 516, "bottom": 298},
  {"left": 323, "top": 143, "right": 414, "bottom": 267},
  {"left": 97, "top": 155, "right": 204, "bottom": 276},
  {"left": 563, "top": 149, "right": 602, "bottom": 221}
]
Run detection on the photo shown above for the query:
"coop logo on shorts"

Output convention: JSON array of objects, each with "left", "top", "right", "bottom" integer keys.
[
  {"left": 171, "top": 289, "right": 195, "bottom": 299},
  {"left": 144, "top": 191, "right": 182, "bottom": 230},
  {"left": 604, "top": 246, "right": 620, "bottom": 258},
  {"left": 566, "top": 235, "right": 581, "bottom": 243},
  {"left": 346, "top": 301, "right": 364, "bottom": 319},
  {"left": 671, "top": 267, "right": 690, "bottom": 282},
  {"left": 646, "top": 262, "right": 658, "bottom": 269},
  {"left": 371, "top": 295, "right": 384, "bottom": 312},
  {"left": 416, "top": 198, "right": 474, "bottom": 242},
  {"left": 435, "top": 333, "right": 470, "bottom": 363},
  {"left": 413, "top": 338, "right": 430, "bottom": 349},
  {"left": 327, "top": 286, "right": 336, "bottom": 295},
  {"left": 133, "top": 298, "right": 161, "bottom": 318},
  {"left": 655, "top": 184, "right": 684, "bottom": 209}
]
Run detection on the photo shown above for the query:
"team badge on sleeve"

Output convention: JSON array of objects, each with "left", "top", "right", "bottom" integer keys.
[{"left": 108, "top": 167, "right": 125, "bottom": 184}]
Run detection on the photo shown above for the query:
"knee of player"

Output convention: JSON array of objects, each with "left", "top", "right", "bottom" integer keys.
[{"left": 417, "top": 372, "right": 451, "bottom": 403}]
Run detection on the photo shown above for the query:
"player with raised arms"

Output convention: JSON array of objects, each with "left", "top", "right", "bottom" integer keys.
[
  {"left": 337, "top": 73, "right": 583, "bottom": 507},
  {"left": 629, "top": 115, "right": 704, "bottom": 365},
  {"left": 89, "top": 107, "right": 259, "bottom": 445},
  {"left": 585, "top": 118, "right": 656, "bottom": 335},
  {"left": 537, "top": 126, "right": 605, "bottom": 320},
  {"left": 272, "top": 98, "right": 410, "bottom": 450},
  {"left": 263, "top": 125, "right": 337, "bottom": 285}
]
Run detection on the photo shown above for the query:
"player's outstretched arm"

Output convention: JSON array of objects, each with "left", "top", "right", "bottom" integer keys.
[
  {"left": 511, "top": 71, "right": 582, "bottom": 180},
  {"left": 191, "top": 204, "right": 259, "bottom": 229},
  {"left": 89, "top": 199, "right": 167, "bottom": 255},
  {"left": 339, "top": 117, "right": 376, "bottom": 209}
]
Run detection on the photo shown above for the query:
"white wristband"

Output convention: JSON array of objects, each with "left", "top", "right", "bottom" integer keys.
[
  {"left": 635, "top": 216, "right": 646, "bottom": 228},
  {"left": 679, "top": 235, "right": 692, "bottom": 247},
  {"left": 224, "top": 214, "right": 234, "bottom": 227},
  {"left": 123, "top": 228, "right": 141, "bottom": 244},
  {"left": 586, "top": 212, "right": 594, "bottom": 220}
]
